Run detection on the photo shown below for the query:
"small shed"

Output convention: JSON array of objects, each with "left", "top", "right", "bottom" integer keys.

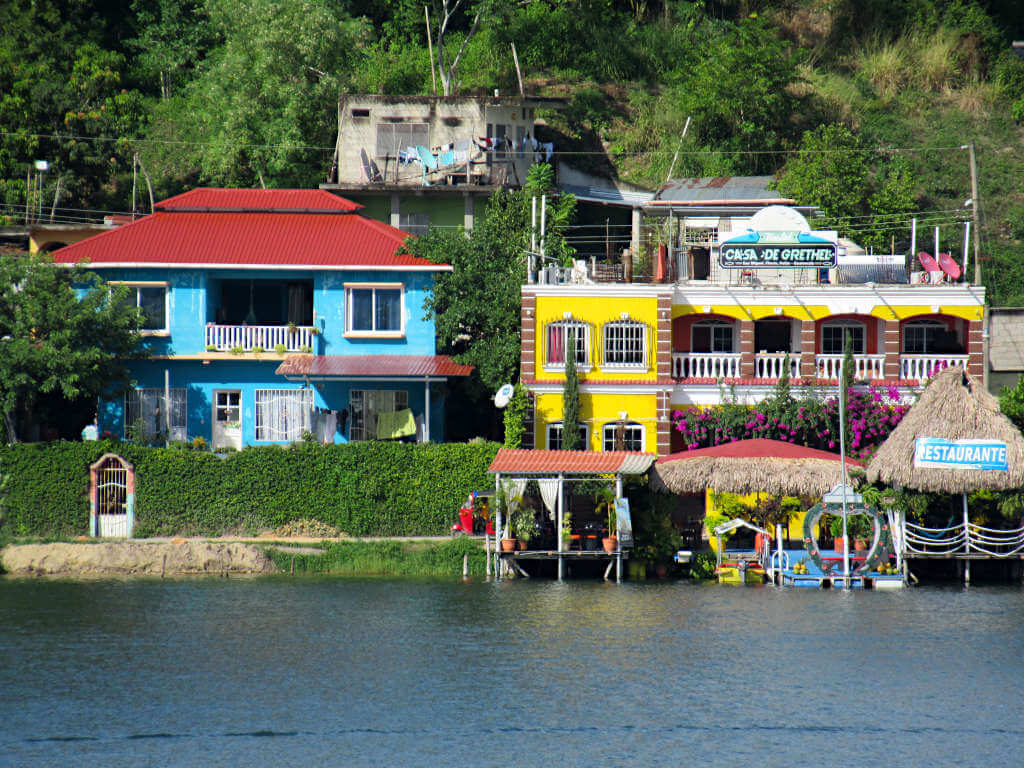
[{"left": 487, "top": 449, "right": 655, "bottom": 580}]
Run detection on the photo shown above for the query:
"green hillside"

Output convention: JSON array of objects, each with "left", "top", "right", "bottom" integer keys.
[{"left": 1, "top": 0, "right": 1022, "bottom": 300}]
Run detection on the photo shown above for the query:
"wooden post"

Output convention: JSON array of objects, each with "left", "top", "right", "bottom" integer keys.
[
  {"left": 463, "top": 553, "right": 469, "bottom": 577},
  {"left": 425, "top": 5, "right": 437, "bottom": 96}
]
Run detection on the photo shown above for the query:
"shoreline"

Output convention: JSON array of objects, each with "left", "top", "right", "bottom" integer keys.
[{"left": 0, "top": 536, "right": 487, "bottom": 579}]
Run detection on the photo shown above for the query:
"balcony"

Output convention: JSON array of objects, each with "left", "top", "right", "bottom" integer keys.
[
  {"left": 672, "top": 352, "right": 742, "bottom": 379},
  {"left": 900, "top": 354, "right": 968, "bottom": 381},
  {"left": 205, "top": 324, "right": 314, "bottom": 353},
  {"left": 815, "top": 354, "right": 886, "bottom": 380},
  {"left": 754, "top": 353, "right": 800, "bottom": 379}
]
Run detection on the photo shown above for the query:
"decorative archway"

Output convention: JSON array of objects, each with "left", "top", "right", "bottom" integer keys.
[
  {"left": 801, "top": 500, "right": 892, "bottom": 575},
  {"left": 89, "top": 453, "right": 135, "bottom": 538}
]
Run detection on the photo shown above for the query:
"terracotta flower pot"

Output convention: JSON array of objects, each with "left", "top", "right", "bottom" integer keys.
[
  {"left": 517, "top": 538, "right": 527, "bottom": 551},
  {"left": 853, "top": 539, "right": 868, "bottom": 552},
  {"left": 833, "top": 536, "right": 846, "bottom": 553},
  {"left": 501, "top": 538, "right": 516, "bottom": 552},
  {"left": 602, "top": 536, "right": 618, "bottom": 554}
]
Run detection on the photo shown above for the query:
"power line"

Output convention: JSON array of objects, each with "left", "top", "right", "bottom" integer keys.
[{"left": 0, "top": 129, "right": 972, "bottom": 158}]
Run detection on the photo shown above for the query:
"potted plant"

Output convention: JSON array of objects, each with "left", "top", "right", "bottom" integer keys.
[
  {"left": 848, "top": 513, "right": 872, "bottom": 552},
  {"left": 512, "top": 505, "right": 535, "bottom": 551},
  {"left": 594, "top": 487, "right": 617, "bottom": 553},
  {"left": 829, "top": 515, "right": 846, "bottom": 553},
  {"left": 496, "top": 487, "right": 516, "bottom": 552}
]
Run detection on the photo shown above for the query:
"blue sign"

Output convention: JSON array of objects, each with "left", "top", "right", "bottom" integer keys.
[{"left": 914, "top": 438, "right": 1008, "bottom": 471}]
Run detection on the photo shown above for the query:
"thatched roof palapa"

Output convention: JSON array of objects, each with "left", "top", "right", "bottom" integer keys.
[
  {"left": 866, "top": 366, "right": 1024, "bottom": 492},
  {"left": 649, "top": 438, "right": 863, "bottom": 497}
]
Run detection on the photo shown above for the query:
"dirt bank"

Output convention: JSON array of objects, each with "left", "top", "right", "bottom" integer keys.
[{"left": 1, "top": 540, "right": 279, "bottom": 577}]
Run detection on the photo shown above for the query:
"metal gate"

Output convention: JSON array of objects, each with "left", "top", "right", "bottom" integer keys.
[{"left": 89, "top": 453, "right": 135, "bottom": 538}]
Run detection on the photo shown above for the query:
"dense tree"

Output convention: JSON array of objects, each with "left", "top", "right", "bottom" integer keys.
[
  {"left": 0, "top": 253, "right": 148, "bottom": 442},
  {"left": 407, "top": 164, "right": 575, "bottom": 393}
]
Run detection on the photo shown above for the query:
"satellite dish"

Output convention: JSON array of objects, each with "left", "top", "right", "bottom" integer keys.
[{"left": 494, "top": 383, "right": 515, "bottom": 408}]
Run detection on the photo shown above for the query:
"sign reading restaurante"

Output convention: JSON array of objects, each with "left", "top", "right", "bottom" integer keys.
[{"left": 913, "top": 438, "right": 1009, "bottom": 471}]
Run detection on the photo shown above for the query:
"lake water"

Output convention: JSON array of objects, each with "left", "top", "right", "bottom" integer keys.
[{"left": 2, "top": 577, "right": 1022, "bottom": 767}]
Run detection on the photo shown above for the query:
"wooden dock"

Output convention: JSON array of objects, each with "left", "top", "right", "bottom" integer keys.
[{"left": 497, "top": 549, "right": 626, "bottom": 582}]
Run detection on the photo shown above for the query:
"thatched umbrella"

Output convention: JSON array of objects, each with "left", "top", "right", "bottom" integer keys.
[
  {"left": 650, "top": 438, "right": 863, "bottom": 497},
  {"left": 866, "top": 366, "right": 1024, "bottom": 492}
]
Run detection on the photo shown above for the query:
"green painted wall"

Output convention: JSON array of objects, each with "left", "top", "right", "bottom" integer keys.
[{"left": 341, "top": 192, "right": 480, "bottom": 232}]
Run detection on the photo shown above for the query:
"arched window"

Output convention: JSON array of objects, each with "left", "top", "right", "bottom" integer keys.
[
  {"left": 547, "top": 421, "right": 589, "bottom": 450},
  {"left": 821, "top": 321, "right": 865, "bottom": 354},
  {"left": 545, "top": 320, "right": 590, "bottom": 366},
  {"left": 602, "top": 319, "right": 647, "bottom": 368},
  {"left": 691, "top": 320, "right": 734, "bottom": 353},
  {"left": 903, "top": 319, "right": 954, "bottom": 354},
  {"left": 602, "top": 421, "right": 644, "bottom": 452}
]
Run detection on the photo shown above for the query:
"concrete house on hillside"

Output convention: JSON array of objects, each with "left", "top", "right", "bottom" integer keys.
[
  {"left": 52, "top": 188, "right": 471, "bottom": 448},
  {"left": 321, "top": 93, "right": 562, "bottom": 234}
]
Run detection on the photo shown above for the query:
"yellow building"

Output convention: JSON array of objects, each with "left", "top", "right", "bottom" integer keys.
[{"left": 520, "top": 204, "right": 985, "bottom": 457}]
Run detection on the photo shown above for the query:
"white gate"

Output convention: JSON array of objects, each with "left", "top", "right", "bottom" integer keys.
[{"left": 90, "top": 454, "right": 135, "bottom": 538}]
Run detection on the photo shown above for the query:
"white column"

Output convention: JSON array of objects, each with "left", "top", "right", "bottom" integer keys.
[
  {"left": 494, "top": 472, "right": 501, "bottom": 579},
  {"left": 963, "top": 492, "right": 971, "bottom": 584},
  {"left": 631, "top": 206, "right": 641, "bottom": 255},
  {"left": 557, "top": 472, "right": 565, "bottom": 581}
]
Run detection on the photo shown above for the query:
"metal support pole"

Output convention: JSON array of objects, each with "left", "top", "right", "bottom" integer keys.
[
  {"left": 164, "top": 368, "right": 171, "bottom": 448},
  {"left": 839, "top": 356, "right": 850, "bottom": 588},
  {"left": 494, "top": 472, "right": 502, "bottom": 579},
  {"left": 423, "top": 377, "right": 431, "bottom": 443},
  {"left": 557, "top": 472, "right": 564, "bottom": 581},
  {"left": 776, "top": 523, "right": 784, "bottom": 585},
  {"left": 963, "top": 492, "right": 971, "bottom": 585}
]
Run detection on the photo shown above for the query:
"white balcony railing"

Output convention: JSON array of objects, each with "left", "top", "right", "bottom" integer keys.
[
  {"left": 672, "top": 352, "right": 742, "bottom": 379},
  {"left": 815, "top": 354, "right": 886, "bottom": 380},
  {"left": 900, "top": 354, "right": 968, "bottom": 381},
  {"left": 754, "top": 353, "right": 800, "bottom": 379},
  {"left": 205, "top": 324, "right": 314, "bottom": 352}
]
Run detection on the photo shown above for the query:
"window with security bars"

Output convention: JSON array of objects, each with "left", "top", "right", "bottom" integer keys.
[
  {"left": 255, "top": 389, "right": 313, "bottom": 442},
  {"left": 602, "top": 422, "right": 644, "bottom": 452},
  {"left": 349, "top": 390, "right": 409, "bottom": 441},
  {"left": 546, "top": 321, "right": 590, "bottom": 366},
  {"left": 125, "top": 388, "right": 186, "bottom": 441},
  {"left": 603, "top": 321, "right": 647, "bottom": 367},
  {"left": 398, "top": 213, "right": 430, "bottom": 236},
  {"left": 375, "top": 122, "right": 428, "bottom": 157}
]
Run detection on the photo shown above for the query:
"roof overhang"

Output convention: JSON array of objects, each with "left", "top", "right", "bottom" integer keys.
[
  {"left": 488, "top": 448, "right": 656, "bottom": 476},
  {"left": 60, "top": 262, "right": 452, "bottom": 272},
  {"left": 276, "top": 354, "right": 473, "bottom": 380}
]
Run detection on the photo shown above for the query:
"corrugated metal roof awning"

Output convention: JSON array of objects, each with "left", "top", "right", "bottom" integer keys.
[
  {"left": 276, "top": 355, "right": 473, "bottom": 379},
  {"left": 487, "top": 449, "right": 656, "bottom": 476}
]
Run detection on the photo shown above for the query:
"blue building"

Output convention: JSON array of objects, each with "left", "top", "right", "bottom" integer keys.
[{"left": 53, "top": 188, "right": 471, "bottom": 448}]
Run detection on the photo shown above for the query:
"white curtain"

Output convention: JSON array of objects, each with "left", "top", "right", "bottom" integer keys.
[
  {"left": 255, "top": 389, "right": 313, "bottom": 441},
  {"left": 501, "top": 479, "right": 527, "bottom": 506},
  {"left": 538, "top": 478, "right": 559, "bottom": 516}
]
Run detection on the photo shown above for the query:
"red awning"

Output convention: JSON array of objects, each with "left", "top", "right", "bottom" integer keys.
[
  {"left": 276, "top": 354, "right": 473, "bottom": 379},
  {"left": 488, "top": 449, "right": 656, "bottom": 476},
  {"left": 656, "top": 438, "right": 864, "bottom": 466}
]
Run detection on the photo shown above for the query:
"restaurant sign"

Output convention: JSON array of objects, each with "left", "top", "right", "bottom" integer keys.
[
  {"left": 719, "top": 241, "right": 837, "bottom": 269},
  {"left": 913, "top": 438, "right": 1008, "bottom": 471}
]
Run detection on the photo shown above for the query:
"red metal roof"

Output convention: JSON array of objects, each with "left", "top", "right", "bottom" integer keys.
[
  {"left": 276, "top": 355, "right": 473, "bottom": 378},
  {"left": 51, "top": 188, "right": 445, "bottom": 271},
  {"left": 488, "top": 449, "right": 656, "bottom": 475},
  {"left": 657, "top": 438, "right": 864, "bottom": 466},
  {"left": 157, "top": 188, "right": 362, "bottom": 212}
]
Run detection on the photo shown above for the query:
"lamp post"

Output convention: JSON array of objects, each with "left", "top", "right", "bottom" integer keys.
[{"left": 838, "top": 354, "right": 850, "bottom": 587}]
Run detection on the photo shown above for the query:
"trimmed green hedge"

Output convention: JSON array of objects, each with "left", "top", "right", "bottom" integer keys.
[{"left": 0, "top": 440, "right": 499, "bottom": 538}]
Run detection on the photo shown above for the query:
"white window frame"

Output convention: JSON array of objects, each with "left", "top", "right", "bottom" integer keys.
[
  {"left": 602, "top": 320, "right": 648, "bottom": 370},
  {"left": 375, "top": 121, "right": 429, "bottom": 158},
  {"left": 109, "top": 281, "right": 168, "bottom": 334},
  {"left": 344, "top": 282, "right": 405, "bottom": 338},
  {"left": 902, "top": 319, "right": 948, "bottom": 354},
  {"left": 124, "top": 387, "right": 186, "bottom": 441},
  {"left": 821, "top": 321, "right": 866, "bottom": 355},
  {"left": 546, "top": 421, "right": 589, "bottom": 450},
  {"left": 349, "top": 389, "right": 410, "bottom": 442},
  {"left": 602, "top": 422, "right": 645, "bottom": 452},
  {"left": 254, "top": 388, "right": 314, "bottom": 442},
  {"left": 691, "top": 320, "right": 735, "bottom": 353},
  {"left": 544, "top": 320, "right": 591, "bottom": 371}
]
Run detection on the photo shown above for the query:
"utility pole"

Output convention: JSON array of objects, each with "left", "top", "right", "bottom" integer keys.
[{"left": 968, "top": 141, "right": 981, "bottom": 286}]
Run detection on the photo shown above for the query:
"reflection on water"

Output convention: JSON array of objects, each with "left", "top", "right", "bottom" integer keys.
[{"left": 1, "top": 578, "right": 1022, "bottom": 766}]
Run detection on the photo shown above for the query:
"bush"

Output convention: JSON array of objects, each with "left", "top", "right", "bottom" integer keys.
[{"left": 0, "top": 440, "right": 499, "bottom": 538}]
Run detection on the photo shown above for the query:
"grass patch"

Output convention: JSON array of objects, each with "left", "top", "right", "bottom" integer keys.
[{"left": 264, "top": 538, "right": 489, "bottom": 578}]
